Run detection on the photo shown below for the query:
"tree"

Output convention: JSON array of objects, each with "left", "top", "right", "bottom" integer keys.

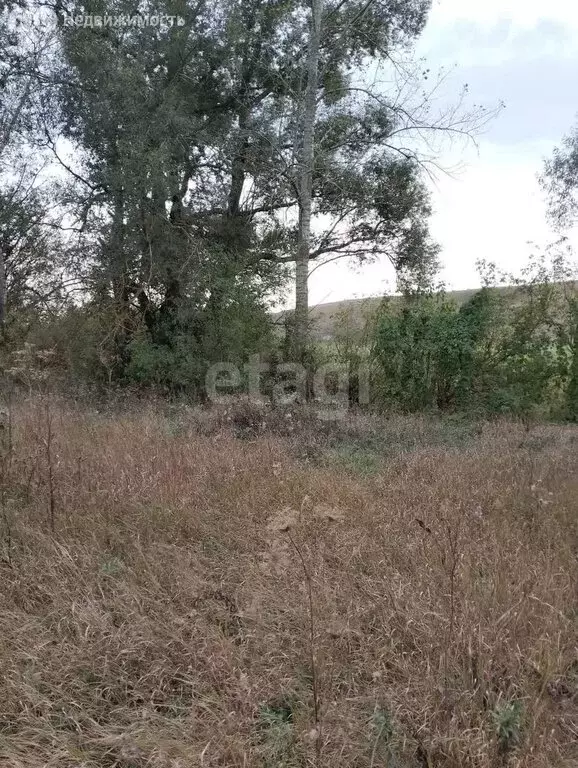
[
  {"left": 0, "top": 0, "right": 30, "bottom": 332},
  {"left": 42, "top": 0, "right": 495, "bottom": 392},
  {"left": 294, "top": 0, "right": 323, "bottom": 366},
  {"left": 541, "top": 118, "right": 578, "bottom": 229},
  {"left": 0, "top": 181, "right": 68, "bottom": 319},
  {"left": 0, "top": 1, "right": 62, "bottom": 335},
  {"left": 372, "top": 293, "right": 476, "bottom": 411},
  {"left": 566, "top": 297, "right": 578, "bottom": 420}
]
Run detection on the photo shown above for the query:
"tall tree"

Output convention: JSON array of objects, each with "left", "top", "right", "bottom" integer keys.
[
  {"left": 0, "top": 1, "right": 60, "bottom": 335},
  {"left": 294, "top": 0, "right": 323, "bottom": 364},
  {"left": 46, "top": 0, "right": 494, "bottom": 381},
  {"left": 0, "top": 0, "right": 28, "bottom": 332}
]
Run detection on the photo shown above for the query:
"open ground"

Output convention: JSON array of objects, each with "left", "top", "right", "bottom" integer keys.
[{"left": 0, "top": 398, "right": 576, "bottom": 767}]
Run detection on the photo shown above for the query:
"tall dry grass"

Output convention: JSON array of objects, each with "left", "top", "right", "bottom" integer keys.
[{"left": 0, "top": 397, "right": 576, "bottom": 767}]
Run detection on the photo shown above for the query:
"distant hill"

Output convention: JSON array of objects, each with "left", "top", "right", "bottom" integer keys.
[
  {"left": 273, "top": 287, "right": 498, "bottom": 342},
  {"left": 273, "top": 283, "right": 578, "bottom": 341}
]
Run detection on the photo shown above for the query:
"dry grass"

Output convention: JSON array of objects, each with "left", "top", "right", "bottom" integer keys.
[{"left": 0, "top": 397, "right": 576, "bottom": 767}]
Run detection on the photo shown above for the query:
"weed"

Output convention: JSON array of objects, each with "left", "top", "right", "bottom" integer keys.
[
  {"left": 99, "top": 555, "right": 123, "bottom": 577},
  {"left": 326, "top": 443, "right": 381, "bottom": 475},
  {"left": 369, "top": 706, "right": 396, "bottom": 767},
  {"left": 258, "top": 699, "right": 300, "bottom": 767},
  {"left": 492, "top": 699, "right": 524, "bottom": 755}
]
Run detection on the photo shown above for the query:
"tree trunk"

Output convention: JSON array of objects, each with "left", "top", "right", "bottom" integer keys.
[
  {"left": 106, "top": 173, "right": 129, "bottom": 377},
  {"left": 294, "top": 0, "right": 323, "bottom": 366},
  {"left": 0, "top": 244, "right": 5, "bottom": 338},
  {"left": 228, "top": 106, "right": 250, "bottom": 217}
]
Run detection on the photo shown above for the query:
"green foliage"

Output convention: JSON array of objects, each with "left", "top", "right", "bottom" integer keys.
[
  {"left": 371, "top": 257, "right": 578, "bottom": 419},
  {"left": 27, "top": 306, "right": 114, "bottom": 388},
  {"left": 492, "top": 699, "right": 524, "bottom": 754},
  {"left": 99, "top": 555, "right": 123, "bottom": 577},
  {"left": 373, "top": 293, "right": 476, "bottom": 411},
  {"left": 542, "top": 119, "right": 578, "bottom": 229},
  {"left": 258, "top": 699, "right": 299, "bottom": 768},
  {"left": 48, "top": 0, "right": 443, "bottom": 360},
  {"left": 326, "top": 443, "right": 381, "bottom": 476},
  {"left": 125, "top": 335, "right": 203, "bottom": 392},
  {"left": 124, "top": 275, "right": 276, "bottom": 392},
  {"left": 565, "top": 299, "right": 578, "bottom": 420},
  {"left": 32, "top": 285, "right": 275, "bottom": 395},
  {"left": 369, "top": 706, "right": 398, "bottom": 765},
  {"left": 2, "top": 0, "right": 492, "bottom": 387}
]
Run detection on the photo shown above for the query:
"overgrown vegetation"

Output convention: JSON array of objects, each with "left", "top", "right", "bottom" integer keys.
[
  {"left": 0, "top": 3, "right": 577, "bottom": 766},
  {"left": 0, "top": 398, "right": 576, "bottom": 767},
  {"left": 0, "top": 0, "right": 498, "bottom": 389},
  {"left": 370, "top": 255, "right": 578, "bottom": 419},
  {"left": 1, "top": 2, "right": 575, "bottom": 421}
]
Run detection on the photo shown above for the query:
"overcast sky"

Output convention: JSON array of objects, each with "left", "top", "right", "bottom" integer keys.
[{"left": 308, "top": 0, "right": 578, "bottom": 306}]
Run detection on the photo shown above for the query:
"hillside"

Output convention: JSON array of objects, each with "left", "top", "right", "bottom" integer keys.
[
  {"left": 274, "top": 287, "right": 505, "bottom": 341},
  {"left": 275, "top": 283, "right": 578, "bottom": 341},
  {"left": 307, "top": 288, "right": 483, "bottom": 340}
]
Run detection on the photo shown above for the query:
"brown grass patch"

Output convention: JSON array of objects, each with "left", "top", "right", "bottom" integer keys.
[{"left": 0, "top": 397, "right": 576, "bottom": 767}]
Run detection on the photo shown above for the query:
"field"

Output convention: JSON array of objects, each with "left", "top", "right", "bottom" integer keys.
[{"left": 0, "top": 397, "right": 576, "bottom": 767}]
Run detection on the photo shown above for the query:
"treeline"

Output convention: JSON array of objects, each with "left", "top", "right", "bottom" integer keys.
[
  {"left": 1, "top": 0, "right": 457, "bottom": 384},
  {"left": 3, "top": 253, "right": 577, "bottom": 423},
  {"left": 1, "top": 3, "right": 577, "bottom": 421}
]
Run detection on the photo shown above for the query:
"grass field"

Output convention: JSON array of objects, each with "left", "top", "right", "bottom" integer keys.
[{"left": 0, "top": 398, "right": 576, "bottom": 767}]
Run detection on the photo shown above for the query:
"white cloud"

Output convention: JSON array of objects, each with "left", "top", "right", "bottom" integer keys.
[
  {"left": 430, "top": 141, "right": 562, "bottom": 288},
  {"left": 419, "top": 0, "right": 578, "bottom": 68},
  {"left": 429, "top": 0, "right": 578, "bottom": 28}
]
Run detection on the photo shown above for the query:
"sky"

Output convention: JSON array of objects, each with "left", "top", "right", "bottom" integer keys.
[{"left": 307, "top": 0, "right": 578, "bottom": 306}]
